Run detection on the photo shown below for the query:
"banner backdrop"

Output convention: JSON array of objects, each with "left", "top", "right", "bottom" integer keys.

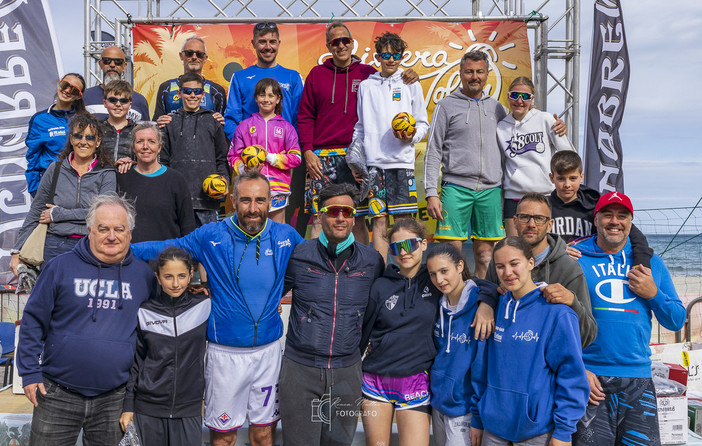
[
  {"left": 133, "top": 21, "right": 532, "bottom": 235},
  {"left": 0, "top": 0, "right": 62, "bottom": 285},
  {"left": 584, "top": 0, "right": 630, "bottom": 193}
]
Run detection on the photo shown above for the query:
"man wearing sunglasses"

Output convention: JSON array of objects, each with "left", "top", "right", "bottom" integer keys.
[
  {"left": 224, "top": 22, "right": 303, "bottom": 140},
  {"left": 424, "top": 51, "right": 567, "bottom": 279},
  {"left": 152, "top": 36, "right": 227, "bottom": 126},
  {"left": 83, "top": 46, "right": 150, "bottom": 122},
  {"left": 476, "top": 193, "right": 596, "bottom": 349},
  {"left": 296, "top": 22, "right": 419, "bottom": 240},
  {"left": 280, "top": 183, "right": 384, "bottom": 446}
]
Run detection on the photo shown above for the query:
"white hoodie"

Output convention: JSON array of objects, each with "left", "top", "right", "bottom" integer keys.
[
  {"left": 497, "top": 108, "right": 574, "bottom": 199},
  {"left": 352, "top": 69, "right": 429, "bottom": 169}
]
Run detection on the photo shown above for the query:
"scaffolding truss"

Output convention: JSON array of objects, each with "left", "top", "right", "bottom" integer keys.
[{"left": 83, "top": 0, "right": 580, "bottom": 145}]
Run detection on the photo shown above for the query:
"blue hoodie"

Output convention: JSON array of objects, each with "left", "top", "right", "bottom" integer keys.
[
  {"left": 24, "top": 105, "right": 78, "bottom": 195},
  {"left": 132, "top": 216, "right": 303, "bottom": 347},
  {"left": 574, "top": 236, "right": 685, "bottom": 377},
  {"left": 473, "top": 287, "right": 588, "bottom": 442},
  {"left": 430, "top": 280, "right": 486, "bottom": 419},
  {"left": 16, "top": 237, "right": 155, "bottom": 396}
]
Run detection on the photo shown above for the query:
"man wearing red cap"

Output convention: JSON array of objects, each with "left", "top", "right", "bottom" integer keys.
[{"left": 571, "top": 191, "right": 685, "bottom": 446}]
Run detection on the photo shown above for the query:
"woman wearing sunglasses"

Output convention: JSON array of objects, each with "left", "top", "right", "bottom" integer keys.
[
  {"left": 359, "top": 219, "right": 440, "bottom": 446},
  {"left": 10, "top": 114, "right": 116, "bottom": 275},
  {"left": 497, "top": 76, "right": 575, "bottom": 237},
  {"left": 24, "top": 73, "right": 86, "bottom": 197}
]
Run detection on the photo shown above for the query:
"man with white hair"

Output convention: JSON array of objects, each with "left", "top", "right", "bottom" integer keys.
[
  {"left": 152, "top": 36, "right": 227, "bottom": 125},
  {"left": 83, "top": 46, "right": 150, "bottom": 121},
  {"left": 16, "top": 195, "right": 155, "bottom": 445}
]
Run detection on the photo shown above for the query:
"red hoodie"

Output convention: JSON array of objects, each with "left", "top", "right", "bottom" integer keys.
[{"left": 297, "top": 57, "right": 377, "bottom": 153}]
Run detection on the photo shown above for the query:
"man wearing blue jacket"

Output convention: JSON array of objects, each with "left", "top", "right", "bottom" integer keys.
[
  {"left": 16, "top": 195, "right": 155, "bottom": 446},
  {"left": 280, "top": 183, "right": 384, "bottom": 446},
  {"left": 223, "top": 22, "right": 303, "bottom": 139},
  {"left": 572, "top": 192, "right": 686, "bottom": 446},
  {"left": 131, "top": 170, "right": 303, "bottom": 446}
]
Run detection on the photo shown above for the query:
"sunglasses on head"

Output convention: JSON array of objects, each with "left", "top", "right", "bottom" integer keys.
[
  {"left": 379, "top": 52, "right": 403, "bottom": 61},
  {"left": 508, "top": 91, "right": 534, "bottom": 101},
  {"left": 70, "top": 132, "right": 97, "bottom": 141},
  {"left": 58, "top": 79, "right": 82, "bottom": 97},
  {"left": 389, "top": 238, "right": 423, "bottom": 256},
  {"left": 255, "top": 22, "right": 278, "bottom": 30},
  {"left": 106, "top": 96, "right": 131, "bottom": 105},
  {"left": 328, "top": 36, "right": 352, "bottom": 47},
  {"left": 183, "top": 49, "right": 206, "bottom": 59},
  {"left": 319, "top": 205, "right": 356, "bottom": 218},
  {"left": 181, "top": 87, "right": 204, "bottom": 95},
  {"left": 101, "top": 57, "right": 125, "bottom": 66}
]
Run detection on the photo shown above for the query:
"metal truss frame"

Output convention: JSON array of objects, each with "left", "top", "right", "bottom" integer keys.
[{"left": 83, "top": 0, "right": 580, "bottom": 145}]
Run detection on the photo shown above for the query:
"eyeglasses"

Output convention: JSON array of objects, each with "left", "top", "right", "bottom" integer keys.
[
  {"left": 319, "top": 205, "right": 356, "bottom": 218},
  {"left": 180, "top": 87, "right": 204, "bottom": 95},
  {"left": 70, "top": 132, "right": 97, "bottom": 142},
  {"left": 389, "top": 238, "right": 423, "bottom": 256},
  {"left": 328, "top": 37, "right": 352, "bottom": 47},
  {"left": 379, "top": 52, "right": 403, "bottom": 61},
  {"left": 183, "top": 49, "right": 206, "bottom": 59},
  {"left": 255, "top": 22, "right": 278, "bottom": 31},
  {"left": 101, "top": 57, "right": 125, "bottom": 66},
  {"left": 508, "top": 91, "right": 534, "bottom": 101},
  {"left": 58, "top": 79, "right": 83, "bottom": 97},
  {"left": 106, "top": 96, "right": 131, "bottom": 105},
  {"left": 515, "top": 213, "right": 550, "bottom": 225}
]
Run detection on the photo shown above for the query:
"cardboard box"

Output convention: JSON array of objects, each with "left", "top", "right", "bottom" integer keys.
[{"left": 658, "top": 396, "right": 688, "bottom": 444}]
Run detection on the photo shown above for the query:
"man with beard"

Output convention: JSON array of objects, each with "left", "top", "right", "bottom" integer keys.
[
  {"left": 83, "top": 46, "right": 150, "bottom": 121},
  {"left": 131, "top": 170, "right": 304, "bottom": 446},
  {"left": 224, "top": 22, "right": 303, "bottom": 139},
  {"left": 571, "top": 192, "right": 685, "bottom": 446},
  {"left": 478, "top": 192, "right": 597, "bottom": 348},
  {"left": 280, "top": 183, "right": 384, "bottom": 446},
  {"left": 151, "top": 36, "right": 227, "bottom": 125}
]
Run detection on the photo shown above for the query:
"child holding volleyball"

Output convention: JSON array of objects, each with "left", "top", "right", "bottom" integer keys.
[
  {"left": 160, "top": 72, "right": 230, "bottom": 227},
  {"left": 228, "top": 78, "right": 301, "bottom": 223},
  {"left": 350, "top": 31, "right": 428, "bottom": 261}
]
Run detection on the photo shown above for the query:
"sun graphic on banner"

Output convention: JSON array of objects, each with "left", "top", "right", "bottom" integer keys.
[{"left": 463, "top": 27, "right": 520, "bottom": 100}]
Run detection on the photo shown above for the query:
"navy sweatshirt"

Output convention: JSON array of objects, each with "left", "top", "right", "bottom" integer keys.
[
  {"left": 360, "top": 265, "right": 441, "bottom": 377},
  {"left": 17, "top": 237, "right": 155, "bottom": 396}
]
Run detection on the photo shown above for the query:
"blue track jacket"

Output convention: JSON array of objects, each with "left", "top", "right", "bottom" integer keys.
[{"left": 131, "top": 217, "right": 303, "bottom": 347}]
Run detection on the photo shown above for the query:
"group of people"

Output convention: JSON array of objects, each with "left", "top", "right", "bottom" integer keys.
[{"left": 9, "top": 18, "right": 686, "bottom": 446}]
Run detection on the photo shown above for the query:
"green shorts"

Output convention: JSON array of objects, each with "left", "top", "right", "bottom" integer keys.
[{"left": 434, "top": 184, "right": 505, "bottom": 241}]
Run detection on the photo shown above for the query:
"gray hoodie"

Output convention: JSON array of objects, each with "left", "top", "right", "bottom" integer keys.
[
  {"left": 484, "top": 234, "right": 597, "bottom": 348},
  {"left": 423, "top": 90, "right": 507, "bottom": 196}
]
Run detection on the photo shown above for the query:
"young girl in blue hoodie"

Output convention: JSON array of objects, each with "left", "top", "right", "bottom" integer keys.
[
  {"left": 360, "top": 219, "right": 440, "bottom": 446},
  {"left": 427, "top": 243, "right": 496, "bottom": 446},
  {"left": 472, "top": 237, "right": 589, "bottom": 446}
]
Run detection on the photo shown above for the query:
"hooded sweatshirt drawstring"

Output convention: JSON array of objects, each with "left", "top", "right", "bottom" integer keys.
[{"left": 91, "top": 264, "right": 102, "bottom": 322}]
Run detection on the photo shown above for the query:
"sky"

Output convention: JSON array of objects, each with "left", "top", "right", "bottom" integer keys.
[{"left": 48, "top": 0, "right": 702, "bottom": 211}]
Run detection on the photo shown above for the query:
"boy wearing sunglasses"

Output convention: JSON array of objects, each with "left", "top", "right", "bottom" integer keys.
[
  {"left": 351, "top": 32, "right": 429, "bottom": 261},
  {"left": 152, "top": 36, "right": 227, "bottom": 125},
  {"left": 161, "top": 73, "right": 230, "bottom": 228},
  {"left": 100, "top": 80, "right": 137, "bottom": 169},
  {"left": 83, "top": 46, "right": 150, "bottom": 122}
]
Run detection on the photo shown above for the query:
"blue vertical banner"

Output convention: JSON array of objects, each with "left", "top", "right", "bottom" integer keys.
[
  {"left": 583, "top": 0, "right": 630, "bottom": 193},
  {"left": 0, "top": 0, "right": 62, "bottom": 284}
]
